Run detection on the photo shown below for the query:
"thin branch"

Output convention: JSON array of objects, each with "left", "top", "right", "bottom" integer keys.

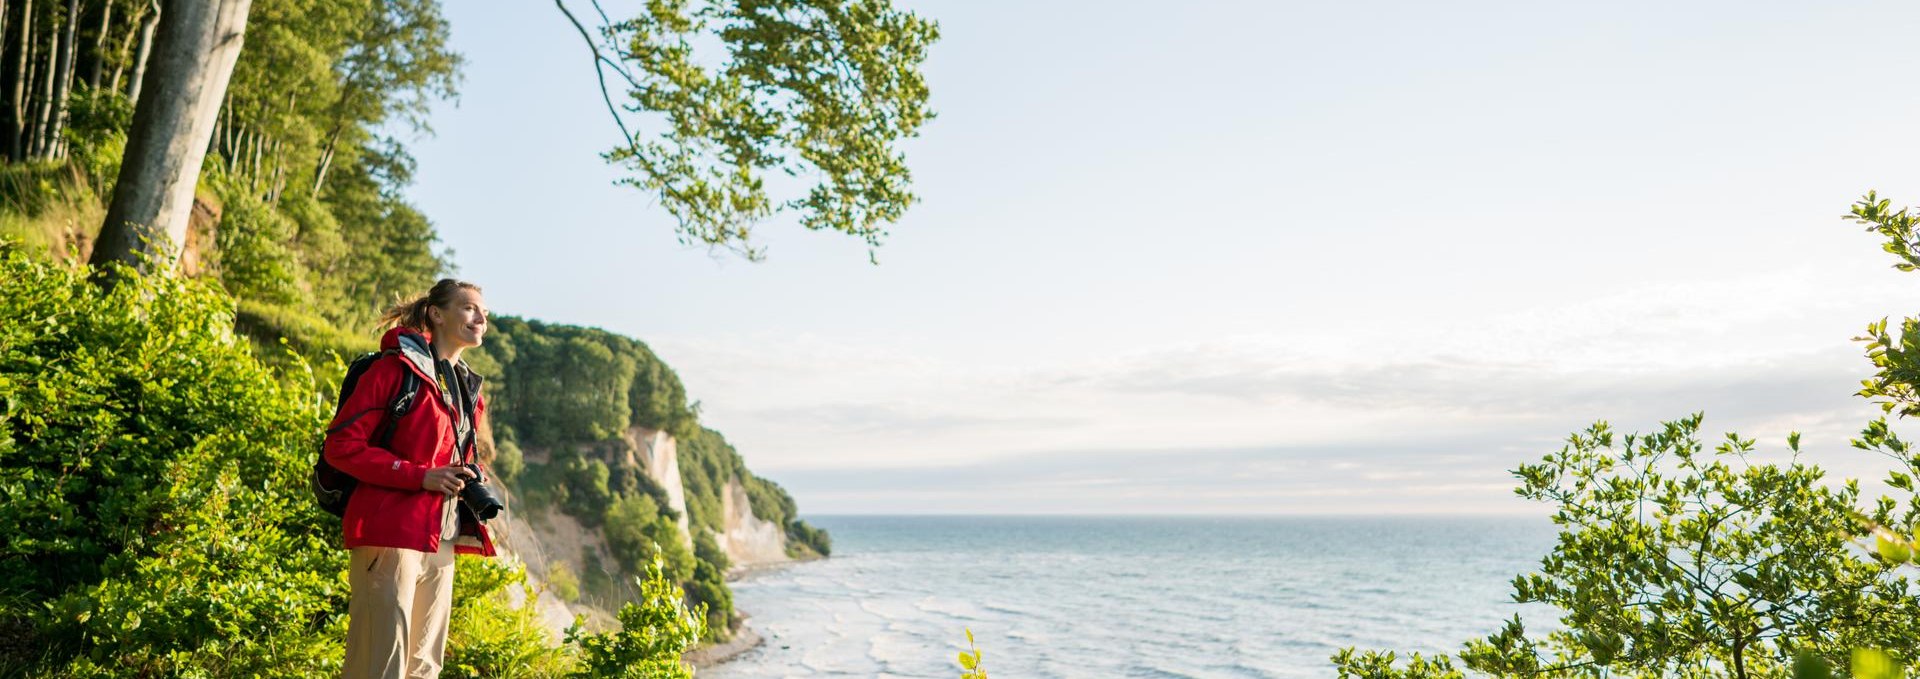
[{"left": 554, "top": 0, "right": 639, "bottom": 152}]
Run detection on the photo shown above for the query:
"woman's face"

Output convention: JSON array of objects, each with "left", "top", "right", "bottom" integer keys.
[{"left": 430, "top": 288, "right": 488, "bottom": 349}]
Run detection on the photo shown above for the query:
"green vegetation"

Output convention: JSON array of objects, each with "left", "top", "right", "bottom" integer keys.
[
  {"left": 558, "top": 0, "right": 939, "bottom": 259},
  {"left": 958, "top": 628, "right": 987, "bottom": 679},
  {"left": 0, "top": 0, "right": 836, "bottom": 656},
  {"left": 0, "top": 245, "right": 339, "bottom": 675},
  {"left": 0, "top": 245, "right": 707, "bottom": 677},
  {"left": 0, "top": 0, "right": 925, "bottom": 670},
  {"left": 476, "top": 316, "right": 699, "bottom": 445},
  {"left": 0, "top": 0, "right": 457, "bottom": 350},
  {"left": 564, "top": 559, "right": 707, "bottom": 679},
  {"left": 1330, "top": 197, "right": 1920, "bottom": 678}
]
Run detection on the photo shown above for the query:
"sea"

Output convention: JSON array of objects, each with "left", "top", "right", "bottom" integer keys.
[{"left": 703, "top": 515, "right": 1563, "bottom": 679}]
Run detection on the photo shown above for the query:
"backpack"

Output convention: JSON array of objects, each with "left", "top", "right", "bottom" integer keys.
[{"left": 310, "top": 349, "right": 424, "bottom": 517}]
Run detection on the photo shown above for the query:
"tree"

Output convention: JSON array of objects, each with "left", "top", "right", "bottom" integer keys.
[
  {"left": 1330, "top": 197, "right": 1920, "bottom": 678},
  {"left": 555, "top": 0, "right": 938, "bottom": 260},
  {"left": 89, "top": 0, "right": 250, "bottom": 275}
]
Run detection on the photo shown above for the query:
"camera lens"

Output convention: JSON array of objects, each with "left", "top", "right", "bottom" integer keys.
[{"left": 458, "top": 464, "right": 505, "bottom": 521}]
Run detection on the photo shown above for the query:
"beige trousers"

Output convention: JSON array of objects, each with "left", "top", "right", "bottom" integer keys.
[{"left": 342, "top": 541, "right": 457, "bottom": 679}]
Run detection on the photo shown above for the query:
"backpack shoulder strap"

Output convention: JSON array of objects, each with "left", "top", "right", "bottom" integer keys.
[{"left": 373, "top": 350, "right": 424, "bottom": 447}]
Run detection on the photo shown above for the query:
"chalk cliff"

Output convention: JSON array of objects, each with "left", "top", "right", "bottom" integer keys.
[
  {"left": 627, "top": 427, "right": 693, "bottom": 548},
  {"left": 718, "top": 476, "right": 792, "bottom": 566}
]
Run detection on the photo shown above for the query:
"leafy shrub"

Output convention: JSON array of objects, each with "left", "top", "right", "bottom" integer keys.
[
  {"left": 604, "top": 494, "right": 694, "bottom": 582},
  {"left": 212, "top": 176, "right": 307, "bottom": 306},
  {"left": 494, "top": 437, "right": 526, "bottom": 483},
  {"left": 684, "top": 559, "right": 732, "bottom": 640},
  {"left": 444, "top": 556, "right": 574, "bottom": 679},
  {"left": 564, "top": 559, "right": 705, "bottom": 679},
  {"left": 1330, "top": 194, "right": 1920, "bottom": 677},
  {"left": 546, "top": 560, "right": 582, "bottom": 604},
  {"left": 0, "top": 243, "right": 342, "bottom": 675},
  {"left": 788, "top": 519, "right": 833, "bottom": 557},
  {"left": 558, "top": 452, "right": 614, "bottom": 526}
]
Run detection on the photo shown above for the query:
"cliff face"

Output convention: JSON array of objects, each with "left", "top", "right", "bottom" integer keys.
[
  {"left": 520, "top": 425, "right": 792, "bottom": 579},
  {"left": 718, "top": 476, "right": 792, "bottom": 566},
  {"left": 627, "top": 426, "right": 790, "bottom": 567},
  {"left": 626, "top": 427, "right": 692, "bottom": 548}
]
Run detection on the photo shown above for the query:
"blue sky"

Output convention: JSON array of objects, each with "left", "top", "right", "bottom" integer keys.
[{"left": 410, "top": 1, "right": 1920, "bottom": 514}]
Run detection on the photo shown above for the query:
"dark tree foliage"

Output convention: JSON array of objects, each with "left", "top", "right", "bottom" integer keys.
[{"left": 471, "top": 316, "right": 698, "bottom": 446}]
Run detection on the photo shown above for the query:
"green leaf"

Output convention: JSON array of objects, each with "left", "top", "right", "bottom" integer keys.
[
  {"left": 1877, "top": 535, "right": 1912, "bottom": 564},
  {"left": 959, "top": 651, "right": 977, "bottom": 669},
  {"left": 1854, "top": 649, "right": 1902, "bottom": 679},
  {"left": 1795, "top": 651, "right": 1833, "bottom": 679}
]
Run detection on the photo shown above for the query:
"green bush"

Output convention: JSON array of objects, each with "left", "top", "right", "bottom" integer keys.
[
  {"left": 0, "top": 243, "right": 343, "bottom": 675},
  {"left": 788, "top": 519, "right": 833, "bottom": 557},
  {"left": 603, "top": 494, "right": 694, "bottom": 582},
  {"left": 212, "top": 176, "right": 308, "bottom": 306},
  {"left": 558, "top": 453, "right": 614, "bottom": 526},
  {"left": 494, "top": 437, "right": 526, "bottom": 483},
  {"left": 443, "top": 555, "right": 574, "bottom": 679},
  {"left": 564, "top": 559, "right": 704, "bottom": 679},
  {"left": 546, "top": 561, "right": 581, "bottom": 604}
]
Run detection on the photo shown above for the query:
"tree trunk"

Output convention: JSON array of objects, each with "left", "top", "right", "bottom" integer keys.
[
  {"left": 0, "top": 2, "right": 10, "bottom": 116},
  {"left": 11, "top": 0, "right": 33, "bottom": 161},
  {"left": 46, "top": 0, "right": 78, "bottom": 158},
  {"left": 84, "top": 0, "right": 106, "bottom": 94},
  {"left": 310, "top": 128, "right": 336, "bottom": 194},
  {"left": 108, "top": 0, "right": 145, "bottom": 95},
  {"left": 3, "top": 0, "right": 28, "bottom": 161},
  {"left": 90, "top": 0, "right": 251, "bottom": 276},
  {"left": 29, "top": 25, "right": 57, "bottom": 158},
  {"left": 124, "top": 0, "right": 154, "bottom": 105}
]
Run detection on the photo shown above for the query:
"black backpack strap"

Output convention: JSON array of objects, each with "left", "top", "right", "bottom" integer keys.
[{"left": 373, "top": 357, "right": 422, "bottom": 448}]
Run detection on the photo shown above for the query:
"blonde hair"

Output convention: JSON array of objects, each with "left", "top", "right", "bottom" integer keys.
[{"left": 376, "top": 278, "right": 483, "bottom": 334}]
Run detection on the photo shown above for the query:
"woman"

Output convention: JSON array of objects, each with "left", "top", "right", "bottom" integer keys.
[{"left": 324, "top": 278, "right": 498, "bottom": 679}]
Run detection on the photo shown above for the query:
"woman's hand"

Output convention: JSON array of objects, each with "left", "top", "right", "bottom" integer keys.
[{"left": 422, "top": 466, "right": 473, "bottom": 495}]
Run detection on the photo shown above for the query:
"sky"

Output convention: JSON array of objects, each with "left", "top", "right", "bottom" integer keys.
[{"left": 409, "top": 0, "right": 1920, "bottom": 515}]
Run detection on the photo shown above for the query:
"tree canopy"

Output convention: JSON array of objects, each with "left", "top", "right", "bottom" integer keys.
[{"left": 558, "top": 0, "right": 938, "bottom": 260}]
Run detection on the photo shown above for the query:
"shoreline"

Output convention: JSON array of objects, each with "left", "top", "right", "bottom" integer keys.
[
  {"left": 684, "top": 617, "right": 763, "bottom": 668},
  {"left": 686, "top": 556, "right": 824, "bottom": 669}
]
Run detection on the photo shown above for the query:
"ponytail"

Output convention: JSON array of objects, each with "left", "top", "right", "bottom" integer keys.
[{"left": 377, "top": 278, "right": 483, "bottom": 334}]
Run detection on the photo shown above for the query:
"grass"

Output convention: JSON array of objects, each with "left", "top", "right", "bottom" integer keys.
[{"left": 0, "top": 160, "right": 104, "bottom": 264}]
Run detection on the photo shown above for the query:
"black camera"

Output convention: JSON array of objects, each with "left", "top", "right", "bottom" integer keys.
[{"left": 458, "top": 463, "right": 505, "bottom": 521}]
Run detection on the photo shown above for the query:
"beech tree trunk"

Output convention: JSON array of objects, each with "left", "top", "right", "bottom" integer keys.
[
  {"left": 90, "top": 0, "right": 251, "bottom": 275},
  {"left": 124, "top": 0, "right": 154, "bottom": 105},
  {"left": 4, "top": 0, "right": 30, "bottom": 160},
  {"left": 108, "top": 0, "right": 147, "bottom": 95},
  {"left": 0, "top": 2, "right": 10, "bottom": 111},
  {"left": 29, "top": 30, "right": 56, "bottom": 157},
  {"left": 85, "top": 0, "right": 107, "bottom": 94},
  {"left": 47, "top": 0, "right": 79, "bottom": 158}
]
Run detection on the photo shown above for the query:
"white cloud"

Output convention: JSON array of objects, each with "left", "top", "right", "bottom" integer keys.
[{"left": 647, "top": 269, "right": 1910, "bottom": 513}]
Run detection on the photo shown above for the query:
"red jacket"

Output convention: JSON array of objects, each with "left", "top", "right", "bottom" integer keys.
[{"left": 322, "top": 327, "right": 497, "bottom": 557}]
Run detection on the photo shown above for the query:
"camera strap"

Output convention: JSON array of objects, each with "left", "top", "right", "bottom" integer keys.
[{"left": 436, "top": 358, "right": 477, "bottom": 467}]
